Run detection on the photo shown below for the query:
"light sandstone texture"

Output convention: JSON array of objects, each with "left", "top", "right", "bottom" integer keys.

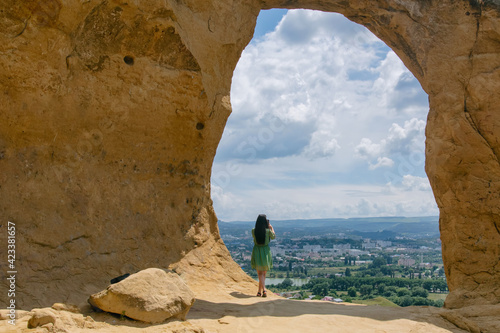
[
  {"left": 0, "top": 0, "right": 499, "bottom": 313},
  {"left": 88, "top": 268, "right": 195, "bottom": 323}
]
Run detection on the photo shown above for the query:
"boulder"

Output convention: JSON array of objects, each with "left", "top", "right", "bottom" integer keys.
[
  {"left": 27, "top": 309, "right": 57, "bottom": 328},
  {"left": 88, "top": 268, "right": 195, "bottom": 323}
]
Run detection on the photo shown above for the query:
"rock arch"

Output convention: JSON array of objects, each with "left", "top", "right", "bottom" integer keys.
[{"left": 0, "top": 0, "right": 499, "bottom": 309}]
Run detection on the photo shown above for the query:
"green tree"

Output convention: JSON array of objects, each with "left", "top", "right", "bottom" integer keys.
[
  {"left": 280, "top": 278, "right": 293, "bottom": 289},
  {"left": 345, "top": 267, "right": 351, "bottom": 277},
  {"left": 399, "top": 295, "right": 414, "bottom": 307},
  {"left": 411, "top": 287, "right": 428, "bottom": 298},
  {"left": 359, "top": 284, "right": 373, "bottom": 296},
  {"left": 434, "top": 299, "right": 445, "bottom": 308},
  {"left": 372, "top": 257, "right": 387, "bottom": 268},
  {"left": 347, "top": 286, "right": 357, "bottom": 297},
  {"left": 312, "top": 282, "right": 329, "bottom": 297},
  {"left": 422, "top": 280, "right": 433, "bottom": 292},
  {"left": 377, "top": 283, "right": 386, "bottom": 295},
  {"left": 397, "top": 288, "right": 411, "bottom": 297},
  {"left": 412, "top": 297, "right": 429, "bottom": 306}
]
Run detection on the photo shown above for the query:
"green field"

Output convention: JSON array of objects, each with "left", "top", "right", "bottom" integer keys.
[
  {"left": 308, "top": 267, "right": 354, "bottom": 275},
  {"left": 427, "top": 293, "right": 448, "bottom": 301},
  {"left": 352, "top": 297, "right": 399, "bottom": 307}
]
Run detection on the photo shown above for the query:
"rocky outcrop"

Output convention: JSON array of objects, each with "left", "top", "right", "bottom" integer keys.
[
  {"left": 89, "top": 268, "right": 195, "bottom": 323},
  {"left": 0, "top": 0, "right": 499, "bottom": 311}
]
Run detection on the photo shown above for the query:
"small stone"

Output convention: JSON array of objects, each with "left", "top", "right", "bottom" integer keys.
[{"left": 51, "top": 303, "right": 80, "bottom": 313}]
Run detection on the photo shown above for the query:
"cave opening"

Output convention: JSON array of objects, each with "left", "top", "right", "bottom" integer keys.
[{"left": 211, "top": 8, "right": 442, "bottom": 303}]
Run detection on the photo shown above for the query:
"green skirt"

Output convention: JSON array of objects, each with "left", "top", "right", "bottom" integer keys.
[{"left": 251, "top": 244, "right": 273, "bottom": 271}]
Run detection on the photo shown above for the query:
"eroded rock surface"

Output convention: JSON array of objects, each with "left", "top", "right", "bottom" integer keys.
[{"left": 0, "top": 0, "right": 499, "bottom": 312}]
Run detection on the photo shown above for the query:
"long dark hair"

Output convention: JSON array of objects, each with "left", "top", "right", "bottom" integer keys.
[{"left": 254, "top": 214, "right": 269, "bottom": 245}]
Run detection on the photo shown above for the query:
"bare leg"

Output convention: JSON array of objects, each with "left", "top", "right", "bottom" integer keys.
[
  {"left": 262, "top": 271, "right": 267, "bottom": 296},
  {"left": 256, "top": 270, "right": 264, "bottom": 294}
]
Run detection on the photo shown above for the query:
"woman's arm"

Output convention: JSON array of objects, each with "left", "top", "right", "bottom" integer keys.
[{"left": 269, "top": 224, "right": 276, "bottom": 239}]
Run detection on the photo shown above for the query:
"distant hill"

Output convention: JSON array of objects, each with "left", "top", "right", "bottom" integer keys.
[{"left": 218, "top": 216, "right": 440, "bottom": 239}]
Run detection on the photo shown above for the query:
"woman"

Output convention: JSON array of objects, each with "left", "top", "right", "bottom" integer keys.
[{"left": 251, "top": 214, "right": 275, "bottom": 297}]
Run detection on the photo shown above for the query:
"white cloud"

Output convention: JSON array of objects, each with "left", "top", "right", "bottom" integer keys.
[
  {"left": 369, "top": 157, "right": 395, "bottom": 170},
  {"left": 386, "top": 118, "right": 426, "bottom": 154},
  {"left": 356, "top": 117, "right": 426, "bottom": 171},
  {"left": 303, "top": 131, "right": 340, "bottom": 159},
  {"left": 212, "top": 9, "right": 435, "bottom": 221},
  {"left": 401, "top": 175, "right": 432, "bottom": 191},
  {"left": 212, "top": 183, "right": 438, "bottom": 221},
  {"left": 355, "top": 138, "right": 382, "bottom": 160}
]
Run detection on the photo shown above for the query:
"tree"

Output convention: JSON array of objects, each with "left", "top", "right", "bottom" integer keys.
[
  {"left": 345, "top": 267, "right": 351, "bottom": 277},
  {"left": 411, "top": 287, "right": 429, "bottom": 298},
  {"left": 280, "top": 278, "right": 293, "bottom": 289},
  {"left": 359, "top": 284, "right": 373, "bottom": 296},
  {"left": 380, "top": 266, "right": 392, "bottom": 276},
  {"left": 412, "top": 297, "right": 429, "bottom": 306},
  {"left": 312, "top": 282, "right": 329, "bottom": 297},
  {"left": 422, "top": 280, "right": 433, "bottom": 292},
  {"left": 372, "top": 257, "right": 387, "bottom": 268},
  {"left": 434, "top": 279, "right": 448, "bottom": 292},
  {"left": 397, "top": 288, "right": 411, "bottom": 297},
  {"left": 347, "top": 286, "right": 357, "bottom": 297},
  {"left": 434, "top": 299, "right": 445, "bottom": 308},
  {"left": 377, "top": 283, "right": 386, "bottom": 295},
  {"left": 399, "top": 295, "right": 414, "bottom": 307}
]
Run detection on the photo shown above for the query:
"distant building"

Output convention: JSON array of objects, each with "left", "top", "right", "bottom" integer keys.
[
  {"left": 303, "top": 245, "right": 322, "bottom": 253},
  {"left": 362, "top": 242, "right": 377, "bottom": 249},
  {"left": 333, "top": 244, "right": 351, "bottom": 250},
  {"left": 346, "top": 249, "right": 370, "bottom": 256},
  {"left": 271, "top": 247, "right": 286, "bottom": 256},
  {"left": 398, "top": 257, "right": 416, "bottom": 267},
  {"left": 377, "top": 240, "right": 392, "bottom": 248}
]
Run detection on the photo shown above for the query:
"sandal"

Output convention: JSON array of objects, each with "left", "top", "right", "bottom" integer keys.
[
  {"left": 256, "top": 292, "right": 261, "bottom": 297},
  {"left": 262, "top": 290, "right": 267, "bottom": 297}
]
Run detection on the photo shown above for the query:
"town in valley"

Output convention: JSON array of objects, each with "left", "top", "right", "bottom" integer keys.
[{"left": 220, "top": 216, "right": 448, "bottom": 307}]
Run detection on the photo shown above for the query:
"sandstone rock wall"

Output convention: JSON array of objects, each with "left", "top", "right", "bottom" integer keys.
[{"left": 0, "top": 0, "right": 499, "bottom": 309}]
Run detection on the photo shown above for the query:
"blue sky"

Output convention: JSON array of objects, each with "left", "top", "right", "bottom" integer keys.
[{"left": 211, "top": 9, "right": 438, "bottom": 222}]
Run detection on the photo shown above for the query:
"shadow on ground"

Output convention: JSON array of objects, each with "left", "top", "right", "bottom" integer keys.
[{"left": 187, "top": 294, "right": 468, "bottom": 333}]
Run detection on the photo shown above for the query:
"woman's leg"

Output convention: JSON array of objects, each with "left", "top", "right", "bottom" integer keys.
[
  {"left": 262, "top": 270, "right": 268, "bottom": 296},
  {"left": 256, "top": 270, "right": 264, "bottom": 294}
]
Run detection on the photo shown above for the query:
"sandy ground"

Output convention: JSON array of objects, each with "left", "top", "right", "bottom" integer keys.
[{"left": 1, "top": 287, "right": 481, "bottom": 333}]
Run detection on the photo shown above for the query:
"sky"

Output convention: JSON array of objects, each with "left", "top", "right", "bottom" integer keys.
[{"left": 210, "top": 9, "right": 439, "bottom": 222}]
